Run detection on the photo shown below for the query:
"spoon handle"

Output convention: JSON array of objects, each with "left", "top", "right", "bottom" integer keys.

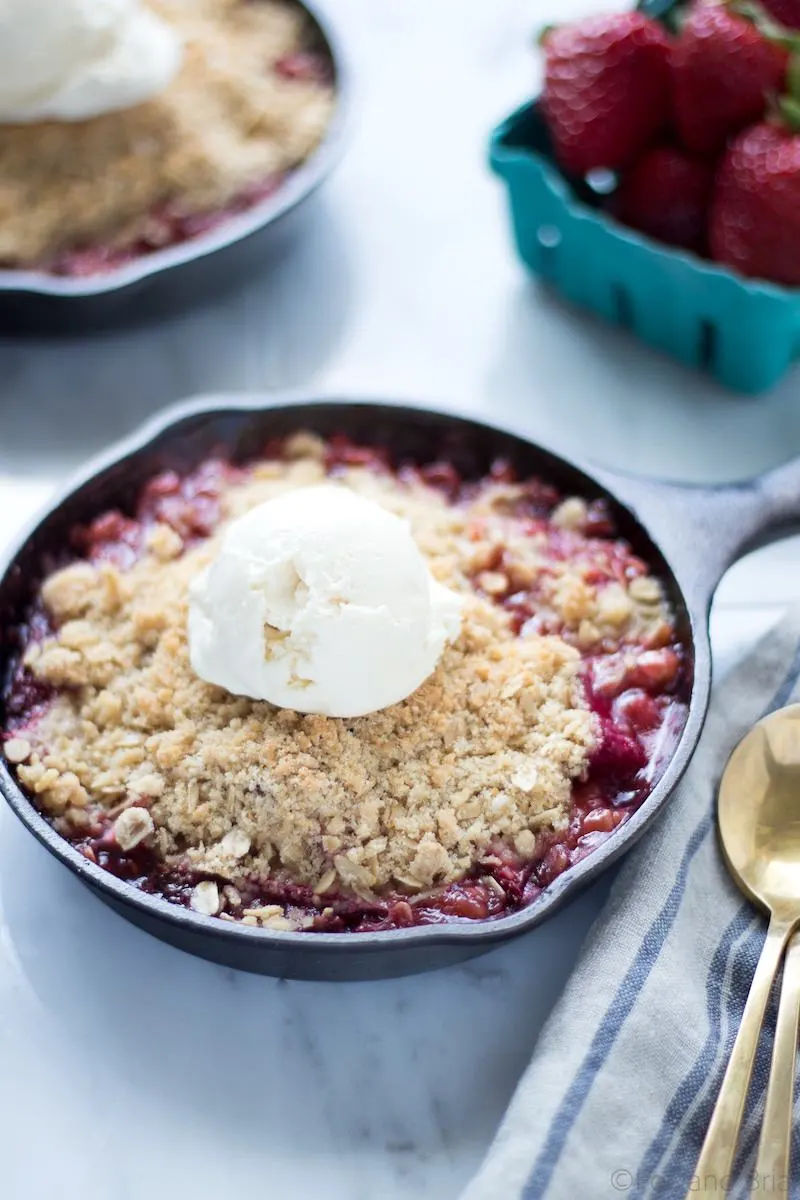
[
  {"left": 751, "top": 931, "right": 800, "bottom": 1195},
  {"left": 688, "top": 915, "right": 793, "bottom": 1198}
]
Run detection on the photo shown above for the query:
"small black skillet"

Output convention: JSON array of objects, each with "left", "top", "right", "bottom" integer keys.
[{"left": 2, "top": 394, "right": 799, "bottom": 980}]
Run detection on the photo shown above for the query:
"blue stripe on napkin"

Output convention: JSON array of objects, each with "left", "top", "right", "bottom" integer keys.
[
  {"left": 522, "top": 629, "right": 800, "bottom": 1200},
  {"left": 523, "top": 813, "right": 714, "bottom": 1200},
  {"left": 632, "top": 904, "right": 758, "bottom": 1198},
  {"left": 643, "top": 916, "right": 767, "bottom": 1197}
]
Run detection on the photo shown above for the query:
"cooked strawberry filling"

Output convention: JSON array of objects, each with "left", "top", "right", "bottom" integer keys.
[{"left": 2, "top": 436, "right": 688, "bottom": 932}]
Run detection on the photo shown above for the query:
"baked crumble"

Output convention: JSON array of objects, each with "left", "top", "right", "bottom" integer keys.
[
  {"left": 3, "top": 434, "right": 687, "bottom": 932},
  {"left": 0, "top": 1, "right": 335, "bottom": 271}
]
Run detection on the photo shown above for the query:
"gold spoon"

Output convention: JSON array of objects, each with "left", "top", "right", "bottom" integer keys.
[
  {"left": 752, "top": 930, "right": 800, "bottom": 1195},
  {"left": 689, "top": 703, "right": 800, "bottom": 1197}
]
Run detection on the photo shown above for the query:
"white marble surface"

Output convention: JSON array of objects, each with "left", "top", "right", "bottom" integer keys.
[{"left": 1, "top": 2, "right": 800, "bottom": 1198}]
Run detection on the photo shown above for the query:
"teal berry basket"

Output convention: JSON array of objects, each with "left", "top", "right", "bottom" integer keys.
[{"left": 489, "top": 101, "right": 800, "bottom": 394}]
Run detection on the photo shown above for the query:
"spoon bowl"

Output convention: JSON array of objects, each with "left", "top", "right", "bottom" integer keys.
[{"left": 719, "top": 704, "right": 800, "bottom": 915}]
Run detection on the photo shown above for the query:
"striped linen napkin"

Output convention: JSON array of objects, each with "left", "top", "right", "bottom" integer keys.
[{"left": 463, "top": 609, "right": 800, "bottom": 1200}]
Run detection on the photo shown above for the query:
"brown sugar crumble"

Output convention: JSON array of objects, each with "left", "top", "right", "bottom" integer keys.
[
  {"left": 3, "top": 434, "right": 687, "bottom": 933},
  {"left": 0, "top": 1, "right": 335, "bottom": 272}
]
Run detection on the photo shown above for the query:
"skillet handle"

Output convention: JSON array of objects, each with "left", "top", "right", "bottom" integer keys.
[
  {"left": 759, "top": 455, "right": 800, "bottom": 536},
  {"left": 592, "top": 456, "right": 800, "bottom": 614}
]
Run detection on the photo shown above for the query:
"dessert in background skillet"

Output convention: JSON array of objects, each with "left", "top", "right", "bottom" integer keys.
[
  {"left": 0, "top": 0, "right": 335, "bottom": 277},
  {"left": 2, "top": 433, "right": 688, "bottom": 934}
]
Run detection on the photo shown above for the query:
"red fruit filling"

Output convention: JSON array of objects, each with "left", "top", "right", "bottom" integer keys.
[{"left": 2, "top": 438, "right": 689, "bottom": 932}]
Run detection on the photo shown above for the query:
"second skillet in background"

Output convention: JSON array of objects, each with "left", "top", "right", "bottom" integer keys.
[{"left": 0, "top": 0, "right": 349, "bottom": 332}]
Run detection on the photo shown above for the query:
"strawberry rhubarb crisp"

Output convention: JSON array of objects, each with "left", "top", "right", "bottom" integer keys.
[
  {"left": 2, "top": 434, "right": 688, "bottom": 933},
  {"left": 0, "top": 1, "right": 335, "bottom": 276}
]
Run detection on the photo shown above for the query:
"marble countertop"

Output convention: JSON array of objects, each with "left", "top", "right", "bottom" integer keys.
[{"left": 1, "top": 3, "right": 800, "bottom": 1198}]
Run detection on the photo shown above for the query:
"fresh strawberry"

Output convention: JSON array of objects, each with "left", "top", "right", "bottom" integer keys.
[
  {"left": 762, "top": 0, "right": 800, "bottom": 27},
  {"left": 613, "top": 144, "right": 715, "bottom": 251},
  {"left": 542, "top": 13, "right": 671, "bottom": 175},
  {"left": 672, "top": 3, "right": 788, "bottom": 156},
  {"left": 710, "top": 119, "right": 800, "bottom": 284}
]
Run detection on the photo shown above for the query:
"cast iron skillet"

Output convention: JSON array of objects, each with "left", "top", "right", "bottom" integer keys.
[
  {"left": 2, "top": 394, "right": 800, "bottom": 981},
  {"left": 0, "top": 1, "right": 348, "bottom": 334}
]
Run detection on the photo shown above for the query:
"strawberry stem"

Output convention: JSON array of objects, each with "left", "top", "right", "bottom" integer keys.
[
  {"left": 637, "top": 0, "right": 684, "bottom": 33},
  {"left": 729, "top": 0, "right": 800, "bottom": 50},
  {"left": 636, "top": 0, "right": 680, "bottom": 15},
  {"left": 769, "top": 49, "right": 800, "bottom": 131},
  {"left": 777, "top": 93, "right": 800, "bottom": 131}
]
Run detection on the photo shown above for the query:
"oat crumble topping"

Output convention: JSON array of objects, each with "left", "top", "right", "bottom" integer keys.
[
  {"left": 7, "top": 435, "right": 676, "bottom": 917},
  {"left": 0, "top": 0, "right": 335, "bottom": 267}
]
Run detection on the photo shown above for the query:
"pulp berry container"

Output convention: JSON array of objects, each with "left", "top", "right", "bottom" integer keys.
[{"left": 489, "top": 101, "right": 800, "bottom": 394}]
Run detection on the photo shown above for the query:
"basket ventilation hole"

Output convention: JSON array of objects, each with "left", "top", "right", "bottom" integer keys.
[
  {"left": 536, "top": 224, "right": 561, "bottom": 275},
  {"left": 537, "top": 224, "right": 562, "bottom": 249},
  {"left": 612, "top": 284, "right": 634, "bottom": 330},
  {"left": 585, "top": 169, "right": 617, "bottom": 197},
  {"left": 698, "top": 320, "right": 716, "bottom": 370}
]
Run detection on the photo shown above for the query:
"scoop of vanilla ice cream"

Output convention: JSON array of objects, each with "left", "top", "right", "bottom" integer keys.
[
  {"left": 188, "top": 486, "right": 464, "bottom": 718},
  {"left": 0, "top": 0, "right": 182, "bottom": 123}
]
